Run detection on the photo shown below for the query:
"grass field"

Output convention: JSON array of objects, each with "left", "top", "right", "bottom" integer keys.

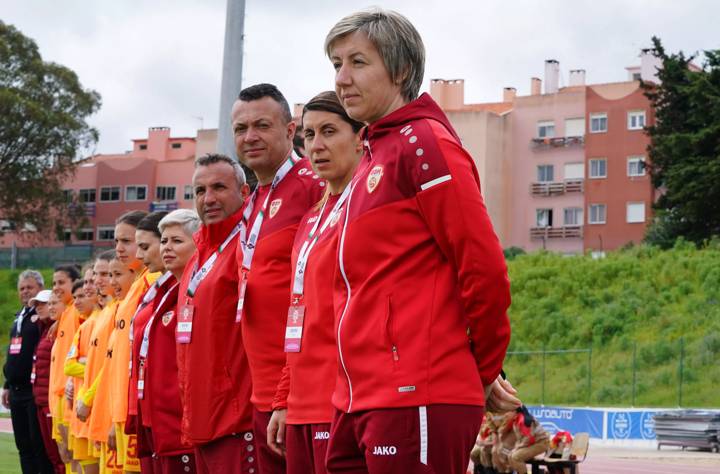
[{"left": 0, "top": 433, "right": 19, "bottom": 474}]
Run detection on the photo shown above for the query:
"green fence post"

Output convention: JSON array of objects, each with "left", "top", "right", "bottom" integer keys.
[
  {"left": 678, "top": 337, "right": 684, "bottom": 407},
  {"left": 541, "top": 345, "right": 546, "bottom": 405},
  {"left": 587, "top": 346, "right": 592, "bottom": 405},
  {"left": 632, "top": 342, "right": 637, "bottom": 407}
]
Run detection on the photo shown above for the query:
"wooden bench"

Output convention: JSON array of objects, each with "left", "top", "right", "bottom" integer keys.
[{"left": 528, "top": 432, "right": 589, "bottom": 474}]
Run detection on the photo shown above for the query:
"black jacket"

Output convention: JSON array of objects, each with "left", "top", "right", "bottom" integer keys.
[{"left": 3, "top": 306, "right": 41, "bottom": 389}]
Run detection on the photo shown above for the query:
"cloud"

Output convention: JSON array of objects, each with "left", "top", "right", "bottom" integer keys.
[{"left": 2, "top": 0, "right": 718, "bottom": 155}]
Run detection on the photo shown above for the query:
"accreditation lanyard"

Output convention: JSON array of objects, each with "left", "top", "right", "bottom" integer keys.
[
  {"left": 284, "top": 184, "right": 352, "bottom": 353},
  {"left": 10, "top": 308, "right": 29, "bottom": 354},
  {"left": 236, "top": 152, "right": 299, "bottom": 319},
  {"left": 176, "top": 222, "right": 242, "bottom": 343},
  {"left": 137, "top": 282, "right": 179, "bottom": 400},
  {"left": 129, "top": 271, "right": 173, "bottom": 345}
]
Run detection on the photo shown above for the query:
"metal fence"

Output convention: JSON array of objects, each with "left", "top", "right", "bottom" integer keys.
[
  {"left": 504, "top": 336, "right": 719, "bottom": 408},
  {"left": 0, "top": 245, "right": 111, "bottom": 269}
]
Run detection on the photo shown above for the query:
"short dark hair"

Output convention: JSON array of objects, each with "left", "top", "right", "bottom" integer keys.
[
  {"left": 54, "top": 264, "right": 81, "bottom": 282},
  {"left": 96, "top": 249, "right": 116, "bottom": 262},
  {"left": 116, "top": 210, "right": 148, "bottom": 227},
  {"left": 137, "top": 211, "right": 168, "bottom": 239},
  {"left": 71, "top": 280, "right": 84, "bottom": 294},
  {"left": 238, "top": 83, "right": 292, "bottom": 123}
]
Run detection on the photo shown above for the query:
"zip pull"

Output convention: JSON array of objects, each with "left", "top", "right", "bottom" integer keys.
[{"left": 392, "top": 345, "right": 399, "bottom": 362}]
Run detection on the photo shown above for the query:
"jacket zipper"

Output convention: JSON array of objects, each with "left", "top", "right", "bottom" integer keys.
[{"left": 336, "top": 179, "right": 357, "bottom": 413}]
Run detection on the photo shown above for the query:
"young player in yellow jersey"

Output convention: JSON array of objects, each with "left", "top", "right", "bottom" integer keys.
[
  {"left": 65, "top": 273, "right": 100, "bottom": 474},
  {"left": 75, "top": 251, "right": 121, "bottom": 474},
  {"left": 47, "top": 265, "right": 81, "bottom": 469}
]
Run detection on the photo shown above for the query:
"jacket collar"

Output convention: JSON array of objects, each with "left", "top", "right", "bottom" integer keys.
[{"left": 194, "top": 206, "right": 244, "bottom": 251}]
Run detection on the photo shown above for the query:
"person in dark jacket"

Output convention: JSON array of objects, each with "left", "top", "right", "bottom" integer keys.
[
  {"left": 2, "top": 270, "right": 55, "bottom": 473},
  {"left": 31, "top": 289, "right": 65, "bottom": 474}
]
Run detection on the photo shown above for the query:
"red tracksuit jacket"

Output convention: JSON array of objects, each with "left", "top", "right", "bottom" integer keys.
[
  {"left": 177, "top": 207, "right": 253, "bottom": 444},
  {"left": 272, "top": 194, "right": 342, "bottom": 424},
  {"left": 237, "top": 157, "right": 324, "bottom": 412},
  {"left": 333, "top": 93, "right": 511, "bottom": 413}
]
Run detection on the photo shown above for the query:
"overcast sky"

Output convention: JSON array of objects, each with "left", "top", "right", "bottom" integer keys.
[{"left": 2, "top": 0, "right": 717, "bottom": 155}]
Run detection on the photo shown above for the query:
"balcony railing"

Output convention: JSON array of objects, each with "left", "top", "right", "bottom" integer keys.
[
  {"left": 531, "top": 136, "right": 584, "bottom": 150},
  {"left": 530, "top": 225, "right": 583, "bottom": 240},
  {"left": 68, "top": 202, "right": 96, "bottom": 217},
  {"left": 530, "top": 179, "right": 584, "bottom": 196},
  {"left": 150, "top": 201, "right": 179, "bottom": 212}
]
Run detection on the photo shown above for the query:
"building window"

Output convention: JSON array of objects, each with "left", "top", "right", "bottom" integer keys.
[
  {"left": 78, "top": 188, "right": 96, "bottom": 203},
  {"left": 627, "top": 202, "right": 645, "bottom": 223},
  {"left": 588, "top": 204, "right": 607, "bottom": 224},
  {"left": 77, "top": 228, "right": 94, "bottom": 241},
  {"left": 156, "top": 186, "right": 177, "bottom": 201},
  {"left": 564, "top": 163, "right": 584, "bottom": 180},
  {"left": 139, "top": 144, "right": 147, "bottom": 150},
  {"left": 590, "top": 113, "right": 608, "bottom": 133},
  {"left": 125, "top": 185, "right": 147, "bottom": 202},
  {"left": 536, "top": 209, "right": 553, "bottom": 228},
  {"left": 183, "top": 185, "right": 193, "bottom": 200},
  {"left": 99, "top": 186, "right": 120, "bottom": 202},
  {"left": 537, "top": 121, "right": 555, "bottom": 138},
  {"left": 565, "top": 118, "right": 585, "bottom": 137},
  {"left": 632, "top": 72, "right": 642, "bottom": 81},
  {"left": 62, "top": 190, "right": 74, "bottom": 202},
  {"left": 628, "top": 110, "right": 646, "bottom": 130},
  {"left": 97, "top": 226, "right": 115, "bottom": 241},
  {"left": 171, "top": 143, "right": 182, "bottom": 149},
  {"left": 627, "top": 156, "right": 646, "bottom": 177},
  {"left": 564, "top": 208, "right": 583, "bottom": 226},
  {"left": 61, "top": 228, "right": 72, "bottom": 241},
  {"left": 589, "top": 158, "right": 607, "bottom": 179},
  {"left": 537, "top": 165, "right": 554, "bottom": 183}
]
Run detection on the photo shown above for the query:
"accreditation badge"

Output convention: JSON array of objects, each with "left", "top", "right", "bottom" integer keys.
[
  {"left": 284, "top": 304, "right": 305, "bottom": 353},
  {"left": 176, "top": 304, "right": 194, "bottom": 344},
  {"left": 137, "top": 360, "right": 146, "bottom": 400},
  {"left": 236, "top": 275, "right": 248, "bottom": 323},
  {"left": 9, "top": 337, "right": 22, "bottom": 354}
]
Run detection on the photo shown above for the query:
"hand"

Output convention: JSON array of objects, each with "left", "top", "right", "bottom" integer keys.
[
  {"left": 108, "top": 424, "right": 117, "bottom": 451},
  {"left": 76, "top": 399, "right": 91, "bottom": 422},
  {"left": 267, "top": 409, "right": 287, "bottom": 457},
  {"left": 485, "top": 375, "right": 522, "bottom": 413},
  {"left": 1, "top": 389, "right": 9, "bottom": 409},
  {"left": 64, "top": 379, "right": 74, "bottom": 403}
]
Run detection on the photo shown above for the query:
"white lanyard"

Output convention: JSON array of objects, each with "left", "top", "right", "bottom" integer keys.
[
  {"left": 240, "top": 152, "right": 299, "bottom": 272},
  {"left": 292, "top": 185, "right": 352, "bottom": 297},
  {"left": 129, "top": 271, "right": 173, "bottom": 344},
  {"left": 138, "top": 282, "right": 179, "bottom": 359},
  {"left": 15, "top": 308, "right": 28, "bottom": 334},
  {"left": 186, "top": 222, "right": 243, "bottom": 298}
]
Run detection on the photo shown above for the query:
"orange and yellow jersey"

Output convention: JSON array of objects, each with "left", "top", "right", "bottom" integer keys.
[
  {"left": 48, "top": 305, "right": 81, "bottom": 418},
  {"left": 65, "top": 309, "right": 99, "bottom": 437},
  {"left": 107, "top": 269, "right": 160, "bottom": 424},
  {"left": 81, "top": 300, "right": 119, "bottom": 441}
]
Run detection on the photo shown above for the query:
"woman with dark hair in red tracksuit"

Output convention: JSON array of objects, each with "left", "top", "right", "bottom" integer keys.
[
  {"left": 323, "top": 8, "right": 515, "bottom": 474},
  {"left": 266, "top": 91, "right": 364, "bottom": 474}
]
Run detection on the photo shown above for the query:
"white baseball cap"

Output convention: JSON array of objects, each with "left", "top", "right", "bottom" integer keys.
[{"left": 29, "top": 290, "right": 53, "bottom": 306}]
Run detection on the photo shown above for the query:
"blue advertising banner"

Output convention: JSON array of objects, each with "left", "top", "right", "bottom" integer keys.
[
  {"left": 527, "top": 406, "right": 664, "bottom": 440},
  {"left": 606, "top": 410, "right": 659, "bottom": 440},
  {"left": 528, "top": 406, "right": 604, "bottom": 439}
]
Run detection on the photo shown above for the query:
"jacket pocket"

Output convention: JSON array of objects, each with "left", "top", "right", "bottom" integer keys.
[{"left": 383, "top": 295, "right": 399, "bottom": 368}]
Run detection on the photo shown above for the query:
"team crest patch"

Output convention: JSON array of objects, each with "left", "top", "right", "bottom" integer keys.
[
  {"left": 269, "top": 199, "right": 282, "bottom": 218},
  {"left": 366, "top": 166, "right": 384, "bottom": 193},
  {"left": 162, "top": 311, "right": 174, "bottom": 326},
  {"left": 329, "top": 207, "right": 343, "bottom": 227}
]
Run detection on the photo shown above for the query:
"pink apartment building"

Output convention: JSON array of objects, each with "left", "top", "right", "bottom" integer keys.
[
  {"left": 431, "top": 54, "right": 658, "bottom": 254},
  {"left": 0, "top": 127, "right": 218, "bottom": 249}
]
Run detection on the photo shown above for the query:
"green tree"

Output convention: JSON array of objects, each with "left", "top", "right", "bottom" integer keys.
[
  {"left": 0, "top": 21, "right": 101, "bottom": 238},
  {"left": 642, "top": 37, "right": 720, "bottom": 247}
]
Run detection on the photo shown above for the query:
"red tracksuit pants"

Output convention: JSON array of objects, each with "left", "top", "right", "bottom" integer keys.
[
  {"left": 36, "top": 405, "right": 64, "bottom": 474},
  {"left": 326, "top": 404, "right": 483, "bottom": 474},
  {"left": 194, "top": 432, "right": 257, "bottom": 474},
  {"left": 253, "top": 408, "right": 287, "bottom": 474},
  {"left": 286, "top": 423, "right": 331, "bottom": 474}
]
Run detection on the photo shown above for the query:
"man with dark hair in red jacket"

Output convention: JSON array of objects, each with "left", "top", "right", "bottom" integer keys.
[
  {"left": 176, "top": 153, "right": 256, "bottom": 474},
  {"left": 231, "top": 83, "right": 325, "bottom": 473}
]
